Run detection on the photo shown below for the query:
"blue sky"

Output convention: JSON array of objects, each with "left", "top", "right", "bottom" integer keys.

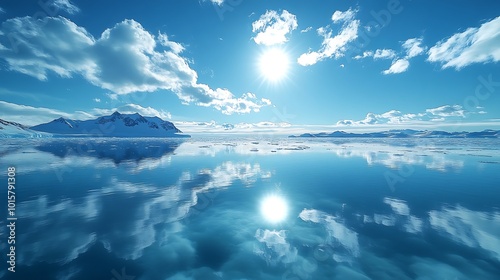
[{"left": 0, "top": 0, "right": 499, "bottom": 133}]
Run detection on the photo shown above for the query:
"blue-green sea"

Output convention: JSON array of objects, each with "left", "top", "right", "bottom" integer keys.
[{"left": 1, "top": 137, "right": 499, "bottom": 280}]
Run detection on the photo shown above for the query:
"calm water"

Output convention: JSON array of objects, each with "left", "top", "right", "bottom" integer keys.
[{"left": 0, "top": 137, "right": 499, "bottom": 280}]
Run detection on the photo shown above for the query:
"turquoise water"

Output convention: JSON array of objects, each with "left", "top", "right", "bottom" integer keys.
[{"left": 0, "top": 138, "right": 499, "bottom": 279}]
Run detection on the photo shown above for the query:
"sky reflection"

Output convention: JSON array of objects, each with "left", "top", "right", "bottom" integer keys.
[{"left": 0, "top": 138, "right": 499, "bottom": 279}]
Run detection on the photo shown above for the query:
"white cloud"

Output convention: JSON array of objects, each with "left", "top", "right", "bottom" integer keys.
[
  {"left": 209, "top": 0, "right": 224, "bottom": 5},
  {"left": 0, "top": 17, "right": 271, "bottom": 114},
  {"left": 383, "top": 198, "right": 410, "bottom": 216},
  {"left": 353, "top": 51, "right": 373, "bottom": 60},
  {"left": 382, "top": 58, "right": 410, "bottom": 74},
  {"left": 93, "top": 98, "right": 101, "bottom": 103},
  {"left": 373, "top": 49, "right": 396, "bottom": 59},
  {"left": 157, "top": 32, "right": 184, "bottom": 54},
  {"left": 298, "top": 8, "right": 359, "bottom": 66},
  {"left": 299, "top": 209, "right": 360, "bottom": 260},
  {"left": 331, "top": 8, "right": 356, "bottom": 23},
  {"left": 428, "top": 16, "right": 500, "bottom": 69},
  {"left": 0, "top": 7, "right": 4, "bottom": 14},
  {"left": 252, "top": 10, "right": 298, "bottom": 45},
  {"left": 254, "top": 229, "right": 297, "bottom": 265},
  {"left": 174, "top": 119, "right": 291, "bottom": 133},
  {"left": 51, "top": 0, "right": 80, "bottom": 14},
  {"left": 403, "top": 37, "right": 426, "bottom": 58},
  {"left": 426, "top": 105, "right": 465, "bottom": 117},
  {"left": 353, "top": 49, "right": 396, "bottom": 60},
  {"left": 429, "top": 205, "right": 500, "bottom": 261},
  {"left": 0, "top": 100, "right": 172, "bottom": 126},
  {"left": 0, "top": 100, "right": 92, "bottom": 125},
  {"left": 93, "top": 104, "right": 172, "bottom": 120},
  {"left": 300, "top": 26, "right": 312, "bottom": 33},
  {"left": 337, "top": 104, "right": 472, "bottom": 127},
  {"left": 354, "top": 38, "right": 425, "bottom": 73}
]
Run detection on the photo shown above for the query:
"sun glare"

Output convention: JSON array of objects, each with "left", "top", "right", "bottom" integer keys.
[
  {"left": 260, "top": 194, "right": 288, "bottom": 223},
  {"left": 258, "top": 48, "right": 290, "bottom": 82}
]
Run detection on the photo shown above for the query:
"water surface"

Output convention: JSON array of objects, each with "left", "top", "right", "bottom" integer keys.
[{"left": 0, "top": 137, "right": 499, "bottom": 279}]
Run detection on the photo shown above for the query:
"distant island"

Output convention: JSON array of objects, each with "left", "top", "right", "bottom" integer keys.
[
  {"left": 290, "top": 129, "right": 500, "bottom": 138},
  {"left": 0, "top": 111, "right": 190, "bottom": 138}
]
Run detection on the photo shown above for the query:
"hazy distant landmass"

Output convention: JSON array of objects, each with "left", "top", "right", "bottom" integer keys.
[
  {"left": 290, "top": 129, "right": 500, "bottom": 138},
  {"left": 1, "top": 112, "right": 190, "bottom": 138}
]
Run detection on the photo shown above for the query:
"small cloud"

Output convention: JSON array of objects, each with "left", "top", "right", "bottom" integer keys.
[
  {"left": 331, "top": 8, "right": 357, "bottom": 23},
  {"left": 93, "top": 98, "right": 101, "bottom": 103},
  {"left": 428, "top": 16, "right": 500, "bottom": 69},
  {"left": 373, "top": 49, "right": 396, "bottom": 60},
  {"left": 252, "top": 10, "right": 298, "bottom": 45},
  {"left": 426, "top": 105, "right": 465, "bottom": 117},
  {"left": 50, "top": 0, "right": 80, "bottom": 14},
  {"left": 340, "top": 64, "right": 345, "bottom": 68},
  {"left": 0, "top": 101, "right": 92, "bottom": 126},
  {"left": 300, "top": 26, "right": 312, "bottom": 33},
  {"left": 298, "top": 8, "right": 359, "bottom": 66},
  {"left": 107, "top": 93, "right": 118, "bottom": 100},
  {"left": 208, "top": 0, "right": 224, "bottom": 6},
  {"left": 336, "top": 104, "right": 474, "bottom": 127},
  {"left": 382, "top": 59, "right": 410, "bottom": 74},
  {"left": 93, "top": 104, "right": 172, "bottom": 120},
  {"left": 403, "top": 37, "right": 426, "bottom": 58},
  {"left": 0, "top": 7, "right": 5, "bottom": 14},
  {"left": 353, "top": 51, "right": 373, "bottom": 60}
]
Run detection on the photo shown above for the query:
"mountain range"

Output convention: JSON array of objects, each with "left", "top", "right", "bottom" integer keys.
[
  {"left": 1, "top": 112, "right": 189, "bottom": 138},
  {"left": 290, "top": 129, "right": 500, "bottom": 138},
  {"left": 0, "top": 119, "right": 50, "bottom": 138}
]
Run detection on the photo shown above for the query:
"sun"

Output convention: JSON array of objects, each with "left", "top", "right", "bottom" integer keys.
[
  {"left": 260, "top": 194, "right": 288, "bottom": 223},
  {"left": 258, "top": 48, "right": 290, "bottom": 82}
]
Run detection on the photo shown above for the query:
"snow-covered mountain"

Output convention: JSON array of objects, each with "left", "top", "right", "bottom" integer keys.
[
  {"left": 290, "top": 129, "right": 500, "bottom": 138},
  {"left": 0, "top": 119, "right": 52, "bottom": 138},
  {"left": 30, "top": 111, "right": 190, "bottom": 137}
]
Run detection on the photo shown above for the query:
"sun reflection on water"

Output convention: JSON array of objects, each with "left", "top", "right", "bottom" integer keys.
[{"left": 260, "top": 194, "right": 288, "bottom": 223}]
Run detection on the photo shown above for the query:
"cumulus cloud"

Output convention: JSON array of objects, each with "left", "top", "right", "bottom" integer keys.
[
  {"left": 157, "top": 32, "right": 184, "bottom": 54},
  {"left": 298, "top": 8, "right": 359, "bottom": 66},
  {"left": 336, "top": 104, "right": 474, "bottom": 127},
  {"left": 355, "top": 38, "right": 425, "bottom": 74},
  {"left": 252, "top": 10, "right": 298, "bottom": 45},
  {"left": 403, "top": 37, "right": 426, "bottom": 58},
  {"left": 428, "top": 16, "right": 500, "bottom": 69},
  {"left": 0, "top": 17, "right": 270, "bottom": 114},
  {"left": 382, "top": 58, "right": 410, "bottom": 74},
  {"left": 374, "top": 49, "right": 396, "bottom": 59},
  {"left": 331, "top": 8, "right": 357, "bottom": 23}
]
